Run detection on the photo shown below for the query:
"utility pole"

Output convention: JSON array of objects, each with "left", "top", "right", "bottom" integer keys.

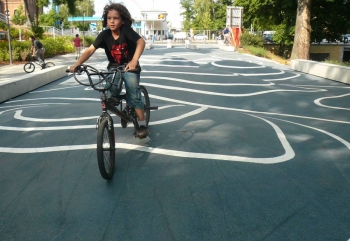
[
  {"left": 5, "top": 0, "right": 13, "bottom": 65},
  {"left": 83, "top": 11, "right": 85, "bottom": 48}
]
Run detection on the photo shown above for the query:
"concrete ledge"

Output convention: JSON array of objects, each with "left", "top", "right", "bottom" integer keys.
[
  {"left": 291, "top": 59, "right": 350, "bottom": 84},
  {"left": 0, "top": 65, "right": 68, "bottom": 103}
]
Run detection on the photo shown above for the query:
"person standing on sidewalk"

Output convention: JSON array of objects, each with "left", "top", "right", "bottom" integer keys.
[
  {"left": 73, "top": 34, "right": 82, "bottom": 60},
  {"left": 68, "top": 3, "right": 149, "bottom": 138},
  {"left": 29, "top": 36, "right": 45, "bottom": 67}
]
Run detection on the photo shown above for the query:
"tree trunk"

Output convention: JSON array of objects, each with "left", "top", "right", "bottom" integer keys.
[
  {"left": 291, "top": 0, "right": 312, "bottom": 60},
  {"left": 22, "top": 0, "right": 32, "bottom": 26}
]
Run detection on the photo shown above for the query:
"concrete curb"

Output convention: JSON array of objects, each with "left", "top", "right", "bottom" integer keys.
[
  {"left": 291, "top": 59, "right": 350, "bottom": 84},
  {"left": 0, "top": 65, "right": 68, "bottom": 103}
]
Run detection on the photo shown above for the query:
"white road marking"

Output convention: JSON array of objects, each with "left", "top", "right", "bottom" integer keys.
[
  {"left": 0, "top": 107, "right": 206, "bottom": 131},
  {"left": 143, "top": 70, "right": 238, "bottom": 76},
  {"left": 212, "top": 61, "right": 266, "bottom": 69},
  {"left": 263, "top": 74, "right": 301, "bottom": 81},
  {"left": 14, "top": 110, "right": 98, "bottom": 122},
  {"left": 142, "top": 76, "right": 274, "bottom": 86},
  {"left": 142, "top": 83, "right": 324, "bottom": 97},
  {"left": 239, "top": 70, "right": 286, "bottom": 76},
  {"left": 0, "top": 115, "right": 296, "bottom": 164},
  {"left": 264, "top": 116, "right": 350, "bottom": 150},
  {"left": 314, "top": 93, "right": 350, "bottom": 111}
]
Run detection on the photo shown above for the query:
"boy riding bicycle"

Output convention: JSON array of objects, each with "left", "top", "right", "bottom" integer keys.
[{"left": 69, "top": 3, "right": 149, "bottom": 138}]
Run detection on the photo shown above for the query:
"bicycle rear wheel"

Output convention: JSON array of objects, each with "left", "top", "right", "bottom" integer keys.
[
  {"left": 24, "top": 63, "right": 35, "bottom": 73},
  {"left": 97, "top": 119, "right": 115, "bottom": 180},
  {"left": 140, "top": 85, "right": 150, "bottom": 125},
  {"left": 44, "top": 62, "right": 55, "bottom": 68}
]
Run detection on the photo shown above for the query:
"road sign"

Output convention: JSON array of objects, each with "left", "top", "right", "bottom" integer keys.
[{"left": 226, "top": 6, "right": 243, "bottom": 28}]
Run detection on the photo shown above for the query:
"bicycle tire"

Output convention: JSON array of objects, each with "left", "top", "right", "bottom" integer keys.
[
  {"left": 140, "top": 85, "right": 150, "bottom": 126},
  {"left": 44, "top": 62, "right": 55, "bottom": 68},
  {"left": 24, "top": 63, "right": 35, "bottom": 73},
  {"left": 97, "top": 119, "right": 115, "bottom": 180}
]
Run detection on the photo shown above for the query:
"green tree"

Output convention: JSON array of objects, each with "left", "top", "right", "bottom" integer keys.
[
  {"left": 12, "top": 5, "right": 28, "bottom": 26},
  {"left": 180, "top": 0, "right": 194, "bottom": 30}
]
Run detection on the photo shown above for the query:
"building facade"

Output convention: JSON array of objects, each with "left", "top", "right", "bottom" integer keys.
[{"left": 0, "top": 0, "right": 42, "bottom": 24}]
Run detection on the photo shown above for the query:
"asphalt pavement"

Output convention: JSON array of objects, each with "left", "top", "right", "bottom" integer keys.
[{"left": 1, "top": 45, "right": 350, "bottom": 241}]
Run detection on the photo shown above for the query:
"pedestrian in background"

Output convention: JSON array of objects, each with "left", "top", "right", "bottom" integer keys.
[{"left": 73, "top": 34, "right": 82, "bottom": 60}]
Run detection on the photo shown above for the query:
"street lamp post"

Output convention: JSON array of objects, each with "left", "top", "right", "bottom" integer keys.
[
  {"left": 5, "top": 0, "right": 13, "bottom": 65},
  {"left": 82, "top": 11, "right": 85, "bottom": 48}
]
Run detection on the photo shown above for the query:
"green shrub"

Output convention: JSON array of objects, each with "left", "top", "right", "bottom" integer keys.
[
  {"left": 240, "top": 32, "right": 264, "bottom": 48},
  {"left": 245, "top": 45, "right": 268, "bottom": 58},
  {"left": 31, "top": 26, "right": 44, "bottom": 39},
  {"left": 324, "top": 60, "right": 350, "bottom": 67},
  {"left": 0, "top": 36, "right": 75, "bottom": 62}
]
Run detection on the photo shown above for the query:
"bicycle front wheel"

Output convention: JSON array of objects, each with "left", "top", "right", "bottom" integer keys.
[
  {"left": 97, "top": 119, "right": 115, "bottom": 180},
  {"left": 44, "top": 62, "right": 55, "bottom": 68},
  {"left": 24, "top": 63, "right": 35, "bottom": 73},
  {"left": 140, "top": 85, "right": 150, "bottom": 125}
]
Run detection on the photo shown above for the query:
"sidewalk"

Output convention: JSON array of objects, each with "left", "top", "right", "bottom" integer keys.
[{"left": 0, "top": 52, "right": 77, "bottom": 82}]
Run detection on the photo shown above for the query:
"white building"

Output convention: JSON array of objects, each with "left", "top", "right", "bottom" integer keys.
[{"left": 94, "top": 0, "right": 183, "bottom": 38}]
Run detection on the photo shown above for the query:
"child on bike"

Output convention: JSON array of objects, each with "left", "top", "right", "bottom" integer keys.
[
  {"left": 29, "top": 35, "right": 45, "bottom": 67},
  {"left": 68, "top": 3, "right": 148, "bottom": 138}
]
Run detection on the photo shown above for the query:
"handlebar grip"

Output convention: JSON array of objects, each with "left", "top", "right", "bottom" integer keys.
[{"left": 65, "top": 69, "right": 70, "bottom": 73}]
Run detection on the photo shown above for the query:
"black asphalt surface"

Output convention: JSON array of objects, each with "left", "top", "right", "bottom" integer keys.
[{"left": 1, "top": 46, "right": 350, "bottom": 241}]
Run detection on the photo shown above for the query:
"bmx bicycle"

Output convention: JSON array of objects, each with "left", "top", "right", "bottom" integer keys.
[
  {"left": 23, "top": 55, "right": 55, "bottom": 73},
  {"left": 67, "top": 64, "right": 158, "bottom": 180}
]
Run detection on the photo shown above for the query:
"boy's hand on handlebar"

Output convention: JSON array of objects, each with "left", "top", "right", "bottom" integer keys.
[
  {"left": 125, "top": 60, "right": 138, "bottom": 71},
  {"left": 68, "top": 65, "right": 76, "bottom": 73}
]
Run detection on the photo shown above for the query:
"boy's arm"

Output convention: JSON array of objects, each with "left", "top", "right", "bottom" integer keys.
[
  {"left": 69, "top": 44, "right": 96, "bottom": 72},
  {"left": 125, "top": 38, "right": 145, "bottom": 71}
]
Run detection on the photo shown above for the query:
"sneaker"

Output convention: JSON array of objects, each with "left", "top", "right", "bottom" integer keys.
[{"left": 137, "top": 126, "right": 149, "bottom": 139}]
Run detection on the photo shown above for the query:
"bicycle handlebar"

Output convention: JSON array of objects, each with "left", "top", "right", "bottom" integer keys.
[{"left": 66, "top": 64, "right": 129, "bottom": 91}]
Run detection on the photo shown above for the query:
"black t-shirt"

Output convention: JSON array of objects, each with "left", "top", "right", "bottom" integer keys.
[{"left": 93, "top": 25, "right": 141, "bottom": 70}]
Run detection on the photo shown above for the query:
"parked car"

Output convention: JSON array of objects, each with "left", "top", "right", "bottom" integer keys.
[
  {"left": 163, "top": 33, "right": 174, "bottom": 40},
  {"left": 194, "top": 34, "right": 208, "bottom": 40}
]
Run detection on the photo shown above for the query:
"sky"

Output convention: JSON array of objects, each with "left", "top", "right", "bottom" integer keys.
[{"left": 93, "top": 0, "right": 182, "bottom": 28}]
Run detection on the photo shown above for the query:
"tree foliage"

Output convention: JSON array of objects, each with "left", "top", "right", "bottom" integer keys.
[{"left": 180, "top": 0, "right": 234, "bottom": 30}]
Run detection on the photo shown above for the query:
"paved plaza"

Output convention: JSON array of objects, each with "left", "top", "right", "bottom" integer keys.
[{"left": 1, "top": 45, "right": 350, "bottom": 240}]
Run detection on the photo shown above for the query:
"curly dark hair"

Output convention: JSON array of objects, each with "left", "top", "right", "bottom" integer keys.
[{"left": 102, "top": 3, "right": 134, "bottom": 28}]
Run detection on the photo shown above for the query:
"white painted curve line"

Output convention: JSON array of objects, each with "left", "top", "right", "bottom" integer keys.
[
  {"left": 140, "top": 59, "right": 191, "bottom": 62},
  {"left": 151, "top": 107, "right": 207, "bottom": 125},
  {"left": 142, "top": 70, "right": 238, "bottom": 76},
  {"left": 0, "top": 104, "right": 70, "bottom": 115},
  {"left": 144, "top": 83, "right": 324, "bottom": 97},
  {"left": 142, "top": 76, "right": 274, "bottom": 87},
  {"left": 263, "top": 74, "right": 301, "bottom": 81},
  {"left": 211, "top": 61, "right": 266, "bottom": 69},
  {"left": 30, "top": 85, "right": 80, "bottom": 93},
  {"left": 158, "top": 105, "right": 185, "bottom": 110},
  {"left": 14, "top": 110, "right": 98, "bottom": 122},
  {"left": 0, "top": 115, "right": 295, "bottom": 164},
  {"left": 314, "top": 93, "right": 350, "bottom": 111},
  {"left": 0, "top": 103, "right": 69, "bottom": 109},
  {"left": 0, "top": 106, "right": 205, "bottom": 131},
  {"left": 239, "top": 70, "right": 286, "bottom": 76},
  {"left": 141, "top": 64, "right": 199, "bottom": 68},
  {"left": 264, "top": 116, "right": 350, "bottom": 150},
  {"left": 6, "top": 97, "right": 100, "bottom": 104},
  {"left": 148, "top": 94, "right": 350, "bottom": 125}
]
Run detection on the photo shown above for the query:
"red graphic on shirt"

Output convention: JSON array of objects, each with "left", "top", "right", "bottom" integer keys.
[{"left": 111, "top": 43, "right": 130, "bottom": 64}]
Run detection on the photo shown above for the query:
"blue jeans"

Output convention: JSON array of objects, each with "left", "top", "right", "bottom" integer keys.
[{"left": 107, "top": 69, "right": 144, "bottom": 109}]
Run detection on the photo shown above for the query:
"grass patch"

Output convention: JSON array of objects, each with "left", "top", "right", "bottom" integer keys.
[
  {"left": 238, "top": 45, "right": 288, "bottom": 65},
  {"left": 323, "top": 60, "right": 350, "bottom": 67}
]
